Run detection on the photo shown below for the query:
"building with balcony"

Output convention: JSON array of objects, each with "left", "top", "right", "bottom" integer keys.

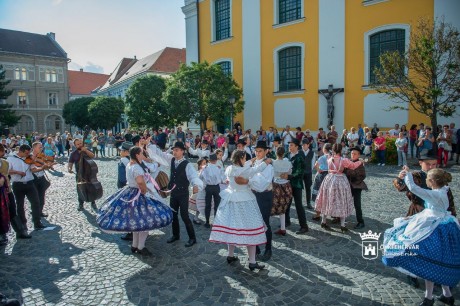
[
  {"left": 0, "top": 28, "right": 70, "bottom": 135},
  {"left": 182, "top": 0, "right": 460, "bottom": 132}
]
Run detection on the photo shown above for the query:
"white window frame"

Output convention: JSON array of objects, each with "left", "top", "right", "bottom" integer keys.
[
  {"left": 17, "top": 91, "right": 28, "bottom": 107},
  {"left": 213, "top": 58, "right": 233, "bottom": 76},
  {"left": 273, "top": 42, "right": 305, "bottom": 93},
  {"left": 48, "top": 92, "right": 58, "bottom": 106},
  {"left": 210, "top": 0, "right": 233, "bottom": 43},
  {"left": 363, "top": 23, "right": 410, "bottom": 86},
  {"left": 14, "top": 67, "right": 27, "bottom": 80},
  {"left": 273, "top": 0, "right": 305, "bottom": 27},
  {"left": 46, "top": 69, "right": 57, "bottom": 82}
]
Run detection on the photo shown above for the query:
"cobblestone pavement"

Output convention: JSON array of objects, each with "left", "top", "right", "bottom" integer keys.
[{"left": 1, "top": 156, "right": 459, "bottom": 306}]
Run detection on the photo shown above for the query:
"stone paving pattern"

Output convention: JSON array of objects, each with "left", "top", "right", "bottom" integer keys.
[{"left": 1, "top": 157, "right": 459, "bottom": 306}]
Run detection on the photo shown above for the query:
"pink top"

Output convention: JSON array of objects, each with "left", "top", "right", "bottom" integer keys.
[
  {"left": 217, "top": 137, "right": 226, "bottom": 148},
  {"left": 409, "top": 129, "right": 417, "bottom": 140},
  {"left": 374, "top": 136, "right": 386, "bottom": 150},
  {"left": 327, "top": 156, "right": 362, "bottom": 174}
]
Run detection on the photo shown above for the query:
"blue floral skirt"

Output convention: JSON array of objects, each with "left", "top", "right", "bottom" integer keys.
[
  {"left": 97, "top": 187, "right": 173, "bottom": 233},
  {"left": 382, "top": 221, "right": 460, "bottom": 287}
]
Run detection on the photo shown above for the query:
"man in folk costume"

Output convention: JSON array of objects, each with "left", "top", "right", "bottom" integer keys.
[
  {"left": 236, "top": 139, "right": 252, "bottom": 161},
  {"left": 393, "top": 153, "right": 457, "bottom": 289},
  {"left": 186, "top": 139, "right": 211, "bottom": 160},
  {"left": 344, "top": 146, "right": 368, "bottom": 229},
  {"left": 247, "top": 141, "right": 274, "bottom": 261},
  {"left": 284, "top": 139, "right": 309, "bottom": 234},
  {"left": 301, "top": 139, "right": 315, "bottom": 210},
  {"left": 147, "top": 141, "right": 203, "bottom": 247}
]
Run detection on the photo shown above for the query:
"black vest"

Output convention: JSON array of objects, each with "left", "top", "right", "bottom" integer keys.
[{"left": 169, "top": 158, "right": 190, "bottom": 197}]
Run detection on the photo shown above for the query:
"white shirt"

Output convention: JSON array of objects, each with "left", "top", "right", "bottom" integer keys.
[
  {"left": 248, "top": 159, "right": 274, "bottom": 192},
  {"left": 7, "top": 154, "right": 35, "bottom": 183},
  {"left": 200, "top": 163, "right": 224, "bottom": 185},
  {"left": 282, "top": 131, "right": 295, "bottom": 145},
  {"left": 273, "top": 158, "right": 292, "bottom": 184},
  {"left": 147, "top": 144, "right": 203, "bottom": 190},
  {"left": 188, "top": 147, "right": 210, "bottom": 159},
  {"left": 389, "top": 129, "right": 400, "bottom": 137},
  {"left": 347, "top": 132, "right": 359, "bottom": 145}
]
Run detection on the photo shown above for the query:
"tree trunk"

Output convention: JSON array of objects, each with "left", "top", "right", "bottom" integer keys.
[{"left": 430, "top": 106, "right": 438, "bottom": 155}]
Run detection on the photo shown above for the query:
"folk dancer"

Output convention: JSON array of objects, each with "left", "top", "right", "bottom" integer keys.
[
  {"left": 209, "top": 150, "right": 270, "bottom": 271},
  {"left": 97, "top": 146, "right": 173, "bottom": 256},
  {"left": 302, "top": 139, "right": 315, "bottom": 209},
  {"left": 118, "top": 141, "right": 134, "bottom": 241},
  {"left": 147, "top": 141, "right": 203, "bottom": 247},
  {"left": 344, "top": 146, "right": 368, "bottom": 229},
  {"left": 201, "top": 153, "right": 224, "bottom": 228},
  {"left": 271, "top": 146, "right": 292, "bottom": 237},
  {"left": 284, "top": 139, "right": 309, "bottom": 234},
  {"left": 31, "top": 142, "right": 52, "bottom": 218},
  {"left": 383, "top": 168, "right": 460, "bottom": 306}
]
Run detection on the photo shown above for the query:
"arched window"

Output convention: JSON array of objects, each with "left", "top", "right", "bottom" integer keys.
[
  {"left": 217, "top": 61, "right": 232, "bottom": 76},
  {"left": 278, "top": 46, "right": 302, "bottom": 91},
  {"left": 369, "top": 29, "right": 406, "bottom": 84}
]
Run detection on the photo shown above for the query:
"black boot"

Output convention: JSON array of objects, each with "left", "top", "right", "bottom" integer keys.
[{"left": 11, "top": 216, "right": 31, "bottom": 239}]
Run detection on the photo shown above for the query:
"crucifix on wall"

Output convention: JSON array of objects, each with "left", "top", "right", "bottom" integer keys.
[{"left": 318, "top": 84, "right": 344, "bottom": 128}]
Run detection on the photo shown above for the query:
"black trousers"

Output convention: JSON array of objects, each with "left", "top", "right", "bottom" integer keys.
[
  {"left": 170, "top": 193, "right": 195, "bottom": 240},
  {"left": 7, "top": 192, "right": 17, "bottom": 219},
  {"left": 285, "top": 187, "right": 308, "bottom": 228},
  {"left": 303, "top": 173, "right": 312, "bottom": 205},
  {"left": 76, "top": 177, "right": 95, "bottom": 206},
  {"left": 205, "top": 185, "right": 221, "bottom": 223},
  {"left": 254, "top": 190, "right": 273, "bottom": 251},
  {"left": 351, "top": 188, "right": 364, "bottom": 223},
  {"left": 12, "top": 180, "right": 41, "bottom": 225},
  {"left": 34, "top": 176, "right": 50, "bottom": 214}
]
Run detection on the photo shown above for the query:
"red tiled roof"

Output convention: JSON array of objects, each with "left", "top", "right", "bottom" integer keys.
[
  {"left": 150, "top": 47, "right": 186, "bottom": 73},
  {"left": 68, "top": 70, "right": 110, "bottom": 95}
]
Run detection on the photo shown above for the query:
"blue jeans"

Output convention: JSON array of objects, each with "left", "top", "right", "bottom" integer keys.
[
  {"left": 409, "top": 139, "right": 416, "bottom": 158},
  {"left": 99, "top": 144, "right": 106, "bottom": 157},
  {"left": 376, "top": 150, "right": 386, "bottom": 164}
]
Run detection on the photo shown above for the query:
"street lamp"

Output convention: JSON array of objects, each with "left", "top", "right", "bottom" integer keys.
[{"left": 228, "top": 95, "right": 236, "bottom": 131}]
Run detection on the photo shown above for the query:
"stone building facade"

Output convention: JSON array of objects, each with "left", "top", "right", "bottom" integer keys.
[{"left": 0, "top": 28, "right": 69, "bottom": 135}]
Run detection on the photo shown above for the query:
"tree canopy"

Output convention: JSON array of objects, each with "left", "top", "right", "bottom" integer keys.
[
  {"left": 163, "top": 62, "right": 244, "bottom": 131},
  {"left": 124, "top": 75, "right": 172, "bottom": 130},
  {"left": 0, "top": 65, "right": 20, "bottom": 131},
  {"left": 88, "top": 96, "right": 124, "bottom": 130},
  {"left": 372, "top": 18, "right": 460, "bottom": 134},
  {"left": 62, "top": 97, "right": 94, "bottom": 129}
]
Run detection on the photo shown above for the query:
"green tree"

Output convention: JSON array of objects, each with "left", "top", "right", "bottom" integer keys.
[
  {"left": 372, "top": 18, "right": 460, "bottom": 136},
  {"left": 88, "top": 96, "right": 124, "bottom": 130},
  {"left": 164, "top": 62, "right": 244, "bottom": 131},
  {"left": 124, "top": 75, "right": 172, "bottom": 130},
  {"left": 0, "top": 65, "right": 20, "bottom": 131},
  {"left": 63, "top": 97, "right": 94, "bottom": 129}
]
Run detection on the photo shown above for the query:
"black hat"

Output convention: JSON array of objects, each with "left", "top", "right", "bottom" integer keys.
[
  {"left": 289, "top": 139, "right": 301, "bottom": 147},
  {"left": 121, "top": 141, "right": 133, "bottom": 151},
  {"left": 301, "top": 138, "right": 310, "bottom": 145},
  {"left": 201, "top": 139, "right": 209, "bottom": 145},
  {"left": 237, "top": 139, "right": 246, "bottom": 146},
  {"left": 418, "top": 153, "right": 437, "bottom": 161},
  {"left": 273, "top": 136, "right": 281, "bottom": 142},
  {"left": 254, "top": 140, "right": 269, "bottom": 150},
  {"left": 350, "top": 146, "right": 362, "bottom": 152},
  {"left": 171, "top": 141, "right": 186, "bottom": 151},
  {"left": 131, "top": 135, "right": 141, "bottom": 145},
  {"left": 209, "top": 153, "right": 218, "bottom": 161}
]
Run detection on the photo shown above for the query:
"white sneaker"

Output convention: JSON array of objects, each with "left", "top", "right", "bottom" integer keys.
[
  {"left": 377, "top": 163, "right": 381, "bottom": 166},
  {"left": 381, "top": 163, "right": 385, "bottom": 166}
]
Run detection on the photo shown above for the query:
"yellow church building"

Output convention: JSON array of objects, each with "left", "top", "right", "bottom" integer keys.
[{"left": 181, "top": 0, "right": 460, "bottom": 132}]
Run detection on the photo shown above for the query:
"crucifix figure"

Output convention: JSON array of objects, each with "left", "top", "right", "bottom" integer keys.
[{"left": 318, "top": 84, "right": 344, "bottom": 128}]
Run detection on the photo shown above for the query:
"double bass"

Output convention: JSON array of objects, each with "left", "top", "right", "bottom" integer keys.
[{"left": 77, "top": 126, "right": 103, "bottom": 202}]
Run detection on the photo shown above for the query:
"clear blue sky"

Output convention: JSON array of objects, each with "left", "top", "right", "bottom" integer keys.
[{"left": 0, "top": 0, "right": 186, "bottom": 74}]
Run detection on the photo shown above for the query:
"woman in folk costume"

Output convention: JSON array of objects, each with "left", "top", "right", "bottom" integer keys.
[
  {"left": 97, "top": 146, "right": 173, "bottom": 256},
  {"left": 314, "top": 143, "right": 363, "bottom": 232},
  {"left": 209, "top": 150, "right": 271, "bottom": 271},
  {"left": 311, "top": 143, "right": 332, "bottom": 221},
  {"left": 271, "top": 146, "right": 292, "bottom": 236},
  {"left": 382, "top": 168, "right": 460, "bottom": 306}
]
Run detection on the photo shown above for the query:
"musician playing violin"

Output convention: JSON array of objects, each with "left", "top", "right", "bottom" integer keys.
[
  {"left": 6, "top": 144, "right": 45, "bottom": 231},
  {"left": 31, "top": 142, "right": 52, "bottom": 218},
  {"left": 68, "top": 138, "right": 96, "bottom": 211}
]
